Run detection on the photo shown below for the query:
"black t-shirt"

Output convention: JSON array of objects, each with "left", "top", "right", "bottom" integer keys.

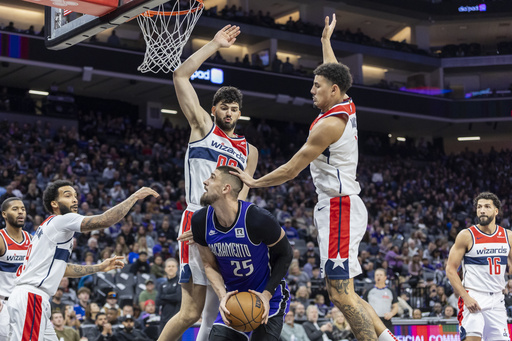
[{"left": 192, "top": 203, "right": 282, "bottom": 247}]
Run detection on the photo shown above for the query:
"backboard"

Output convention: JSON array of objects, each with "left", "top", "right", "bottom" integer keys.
[{"left": 44, "top": 0, "right": 169, "bottom": 50}]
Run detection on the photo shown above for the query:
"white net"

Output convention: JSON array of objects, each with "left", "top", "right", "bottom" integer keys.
[{"left": 137, "top": 0, "right": 204, "bottom": 74}]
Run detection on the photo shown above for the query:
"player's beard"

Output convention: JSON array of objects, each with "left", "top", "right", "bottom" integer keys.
[
  {"left": 478, "top": 214, "right": 494, "bottom": 226},
  {"left": 215, "top": 117, "right": 237, "bottom": 132},
  {"left": 200, "top": 192, "right": 219, "bottom": 207},
  {"left": 58, "top": 202, "right": 74, "bottom": 215},
  {"left": 6, "top": 214, "right": 24, "bottom": 228}
]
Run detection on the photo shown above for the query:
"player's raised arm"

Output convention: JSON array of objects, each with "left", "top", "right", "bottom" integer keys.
[
  {"left": 80, "top": 187, "right": 159, "bottom": 232},
  {"left": 446, "top": 230, "right": 481, "bottom": 312},
  {"left": 173, "top": 25, "right": 241, "bottom": 139},
  {"left": 322, "top": 14, "right": 338, "bottom": 64}
]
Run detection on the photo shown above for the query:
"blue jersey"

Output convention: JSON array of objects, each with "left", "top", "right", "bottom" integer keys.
[{"left": 204, "top": 201, "right": 289, "bottom": 318}]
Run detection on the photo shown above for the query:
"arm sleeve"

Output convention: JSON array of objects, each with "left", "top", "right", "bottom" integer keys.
[
  {"left": 191, "top": 208, "right": 208, "bottom": 247},
  {"left": 54, "top": 213, "right": 84, "bottom": 233},
  {"left": 391, "top": 288, "right": 398, "bottom": 304},
  {"left": 246, "top": 205, "right": 282, "bottom": 245},
  {"left": 245, "top": 205, "right": 292, "bottom": 295}
]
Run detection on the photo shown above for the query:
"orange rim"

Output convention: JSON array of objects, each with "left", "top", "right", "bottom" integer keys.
[{"left": 140, "top": 0, "right": 203, "bottom": 17}]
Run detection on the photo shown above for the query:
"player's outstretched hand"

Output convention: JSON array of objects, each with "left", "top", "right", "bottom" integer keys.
[
  {"left": 220, "top": 290, "right": 238, "bottom": 325},
  {"left": 213, "top": 25, "right": 241, "bottom": 48},
  {"left": 100, "top": 256, "right": 125, "bottom": 272},
  {"left": 177, "top": 230, "right": 195, "bottom": 245},
  {"left": 322, "top": 14, "right": 336, "bottom": 41},
  {"left": 464, "top": 295, "right": 481, "bottom": 313},
  {"left": 229, "top": 167, "right": 256, "bottom": 188},
  {"left": 249, "top": 289, "right": 271, "bottom": 325},
  {"left": 132, "top": 187, "right": 160, "bottom": 201}
]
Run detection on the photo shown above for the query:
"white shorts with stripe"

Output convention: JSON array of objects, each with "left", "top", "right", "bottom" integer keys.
[
  {"left": 178, "top": 205, "right": 208, "bottom": 286},
  {"left": 457, "top": 289, "right": 509, "bottom": 340},
  {"left": 314, "top": 195, "right": 366, "bottom": 280},
  {"left": 7, "top": 285, "right": 58, "bottom": 341}
]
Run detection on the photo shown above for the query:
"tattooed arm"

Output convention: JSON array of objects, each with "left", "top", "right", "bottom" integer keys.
[
  {"left": 64, "top": 256, "right": 125, "bottom": 278},
  {"left": 80, "top": 187, "right": 159, "bottom": 232}
]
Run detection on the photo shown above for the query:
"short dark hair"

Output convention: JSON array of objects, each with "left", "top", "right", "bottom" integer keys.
[
  {"left": 212, "top": 86, "right": 243, "bottom": 108},
  {"left": 43, "top": 180, "right": 73, "bottom": 213},
  {"left": 216, "top": 166, "right": 243, "bottom": 198},
  {"left": 474, "top": 192, "right": 501, "bottom": 211},
  {"left": 313, "top": 63, "right": 352, "bottom": 93},
  {"left": 1, "top": 197, "right": 23, "bottom": 212}
]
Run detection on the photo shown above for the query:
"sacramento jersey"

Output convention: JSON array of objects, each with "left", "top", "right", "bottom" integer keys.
[
  {"left": 0, "top": 229, "right": 31, "bottom": 297},
  {"left": 309, "top": 98, "right": 361, "bottom": 201},
  {"left": 15, "top": 213, "right": 84, "bottom": 296},
  {"left": 462, "top": 225, "right": 510, "bottom": 293},
  {"left": 185, "top": 125, "right": 248, "bottom": 206}
]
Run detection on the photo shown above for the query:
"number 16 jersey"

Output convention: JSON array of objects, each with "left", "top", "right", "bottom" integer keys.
[
  {"left": 185, "top": 125, "right": 248, "bottom": 206},
  {"left": 462, "top": 225, "right": 510, "bottom": 293}
]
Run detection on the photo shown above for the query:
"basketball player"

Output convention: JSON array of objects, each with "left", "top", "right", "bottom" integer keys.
[
  {"left": 192, "top": 166, "right": 292, "bottom": 341},
  {"left": 446, "top": 192, "right": 511, "bottom": 341},
  {"left": 0, "top": 198, "right": 31, "bottom": 340},
  {"left": 158, "top": 25, "right": 258, "bottom": 341},
  {"left": 7, "top": 180, "right": 158, "bottom": 341},
  {"left": 231, "top": 15, "right": 397, "bottom": 341}
]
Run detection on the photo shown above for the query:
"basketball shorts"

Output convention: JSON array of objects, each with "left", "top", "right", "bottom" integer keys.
[
  {"left": 7, "top": 286, "right": 58, "bottom": 341},
  {"left": 178, "top": 206, "right": 208, "bottom": 286},
  {"left": 457, "top": 289, "right": 509, "bottom": 340},
  {"left": 314, "top": 195, "right": 366, "bottom": 280},
  {"left": 211, "top": 281, "right": 290, "bottom": 340},
  {"left": 0, "top": 298, "right": 9, "bottom": 339}
]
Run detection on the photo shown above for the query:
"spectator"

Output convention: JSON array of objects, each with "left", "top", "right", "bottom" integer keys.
[
  {"left": 51, "top": 287, "right": 67, "bottom": 314},
  {"left": 283, "top": 218, "right": 299, "bottom": 240},
  {"left": 287, "top": 259, "right": 311, "bottom": 294},
  {"left": 81, "top": 311, "right": 108, "bottom": 340},
  {"left": 294, "top": 302, "right": 308, "bottom": 323},
  {"left": 139, "top": 279, "right": 158, "bottom": 310},
  {"left": 282, "top": 57, "right": 294, "bottom": 74},
  {"left": 131, "top": 251, "right": 150, "bottom": 275},
  {"left": 150, "top": 254, "right": 165, "bottom": 279},
  {"left": 429, "top": 302, "right": 443, "bottom": 318},
  {"left": 113, "top": 315, "right": 151, "bottom": 341},
  {"left": 51, "top": 311, "right": 80, "bottom": 341},
  {"left": 443, "top": 305, "right": 456, "bottom": 319},
  {"left": 303, "top": 305, "right": 334, "bottom": 341},
  {"left": 102, "top": 161, "right": 116, "bottom": 180},
  {"left": 314, "top": 294, "right": 329, "bottom": 317},
  {"left": 73, "top": 287, "right": 91, "bottom": 322},
  {"left": 156, "top": 258, "right": 181, "bottom": 333},
  {"left": 412, "top": 309, "right": 423, "bottom": 319},
  {"left": 101, "top": 291, "right": 122, "bottom": 316},
  {"left": 294, "top": 285, "right": 310, "bottom": 308},
  {"left": 107, "top": 30, "right": 121, "bottom": 46},
  {"left": 106, "top": 307, "right": 122, "bottom": 333},
  {"left": 138, "top": 299, "right": 160, "bottom": 339},
  {"left": 281, "top": 310, "right": 309, "bottom": 341},
  {"left": 362, "top": 268, "right": 398, "bottom": 331},
  {"left": 330, "top": 307, "right": 354, "bottom": 341},
  {"left": 109, "top": 181, "right": 127, "bottom": 202}
]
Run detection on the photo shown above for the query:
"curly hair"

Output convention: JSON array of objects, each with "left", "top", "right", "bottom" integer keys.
[
  {"left": 313, "top": 63, "right": 352, "bottom": 93},
  {"left": 212, "top": 86, "right": 243, "bottom": 108},
  {"left": 473, "top": 192, "right": 501, "bottom": 211},
  {"left": 43, "top": 180, "right": 73, "bottom": 213}
]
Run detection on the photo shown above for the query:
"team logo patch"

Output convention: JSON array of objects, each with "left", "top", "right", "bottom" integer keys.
[
  {"left": 235, "top": 228, "right": 245, "bottom": 238},
  {"left": 209, "top": 230, "right": 216, "bottom": 236}
]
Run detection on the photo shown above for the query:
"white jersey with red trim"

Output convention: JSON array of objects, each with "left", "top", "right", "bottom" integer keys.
[
  {"left": 15, "top": 213, "right": 84, "bottom": 296},
  {"left": 0, "top": 229, "right": 31, "bottom": 297},
  {"left": 462, "top": 225, "right": 510, "bottom": 293},
  {"left": 185, "top": 124, "right": 249, "bottom": 206},
  {"left": 309, "top": 98, "right": 361, "bottom": 201}
]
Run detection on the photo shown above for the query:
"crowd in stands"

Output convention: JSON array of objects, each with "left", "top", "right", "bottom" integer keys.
[{"left": 1, "top": 87, "right": 512, "bottom": 339}]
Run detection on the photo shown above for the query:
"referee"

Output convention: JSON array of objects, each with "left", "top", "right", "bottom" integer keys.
[{"left": 363, "top": 268, "right": 399, "bottom": 330}]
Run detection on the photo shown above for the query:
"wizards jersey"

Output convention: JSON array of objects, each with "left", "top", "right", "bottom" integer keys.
[
  {"left": 309, "top": 98, "right": 361, "bottom": 201},
  {"left": 204, "top": 201, "right": 289, "bottom": 316},
  {"left": 0, "top": 229, "right": 31, "bottom": 297},
  {"left": 185, "top": 125, "right": 248, "bottom": 206},
  {"left": 462, "top": 225, "right": 510, "bottom": 293},
  {"left": 15, "top": 213, "right": 84, "bottom": 296}
]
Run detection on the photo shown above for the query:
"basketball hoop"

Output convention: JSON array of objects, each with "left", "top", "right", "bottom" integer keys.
[{"left": 137, "top": 0, "right": 204, "bottom": 74}]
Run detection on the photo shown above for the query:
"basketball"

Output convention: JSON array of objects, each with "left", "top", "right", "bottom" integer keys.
[{"left": 225, "top": 291, "right": 264, "bottom": 332}]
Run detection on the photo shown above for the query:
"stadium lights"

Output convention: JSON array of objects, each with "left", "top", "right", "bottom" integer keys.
[
  {"left": 161, "top": 109, "right": 177, "bottom": 114},
  {"left": 238, "top": 116, "right": 251, "bottom": 121},
  {"left": 457, "top": 136, "right": 480, "bottom": 141},
  {"left": 29, "top": 90, "right": 49, "bottom": 96},
  {"left": 396, "top": 137, "right": 406, "bottom": 142}
]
